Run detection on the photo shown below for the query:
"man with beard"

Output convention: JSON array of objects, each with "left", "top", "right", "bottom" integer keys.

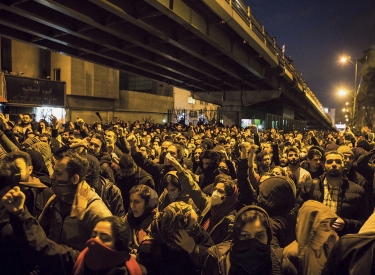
[
  {"left": 88, "top": 133, "right": 115, "bottom": 183},
  {"left": 297, "top": 151, "right": 369, "bottom": 236},
  {"left": 285, "top": 146, "right": 311, "bottom": 196},
  {"left": 115, "top": 154, "right": 155, "bottom": 212},
  {"left": 1, "top": 151, "right": 53, "bottom": 218},
  {"left": 13, "top": 113, "right": 35, "bottom": 138},
  {"left": 198, "top": 150, "right": 219, "bottom": 190},
  {"left": 38, "top": 150, "right": 112, "bottom": 250},
  {"left": 300, "top": 148, "right": 324, "bottom": 179}
]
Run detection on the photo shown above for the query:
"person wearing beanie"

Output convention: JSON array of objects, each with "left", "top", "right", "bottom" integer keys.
[
  {"left": 202, "top": 205, "right": 286, "bottom": 275},
  {"left": 257, "top": 176, "right": 297, "bottom": 249},
  {"left": 283, "top": 200, "right": 338, "bottom": 275}
]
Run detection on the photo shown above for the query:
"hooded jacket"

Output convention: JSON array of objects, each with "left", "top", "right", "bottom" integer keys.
[
  {"left": 283, "top": 200, "right": 337, "bottom": 275},
  {"left": 158, "top": 170, "right": 210, "bottom": 221},
  {"left": 202, "top": 205, "right": 284, "bottom": 275},
  {"left": 257, "top": 176, "right": 297, "bottom": 248}
]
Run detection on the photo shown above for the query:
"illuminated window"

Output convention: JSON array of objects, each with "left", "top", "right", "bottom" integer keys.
[{"left": 188, "top": 97, "right": 195, "bottom": 104}]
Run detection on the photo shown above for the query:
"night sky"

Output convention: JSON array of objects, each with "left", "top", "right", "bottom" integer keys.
[{"left": 244, "top": 0, "right": 375, "bottom": 110}]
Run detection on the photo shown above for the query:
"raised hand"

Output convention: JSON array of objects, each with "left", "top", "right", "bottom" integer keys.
[{"left": 2, "top": 186, "right": 26, "bottom": 214}]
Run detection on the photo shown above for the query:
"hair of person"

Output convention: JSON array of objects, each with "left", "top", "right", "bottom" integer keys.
[
  {"left": 129, "top": 184, "right": 152, "bottom": 207},
  {"left": 163, "top": 173, "right": 181, "bottom": 191},
  {"left": 22, "top": 113, "right": 32, "bottom": 119},
  {"left": 91, "top": 133, "right": 107, "bottom": 152},
  {"left": 39, "top": 133, "right": 51, "bottom": 141},
  {"left": 272, "top": 166, "right": 287, "bottom": 176},
  {"left": 55, "top": 150, "right": 89, "bottom": 181},
  {"left": 106, "top": 129, "right": 118, "bottom": 142},
  {"left": 256, "top": 150, "right": 271, "bottom": 162},
  {"left": 214, "top": 179, "right": 236, "bottom": 197},
  {"left": 233, "top": 208, "right": 270, "bottom": 243},
  {"left": 200, "top": 150, "right": 212, "bottom": 161},
  {"left": 39, "top": 119, "right": 49, "bottom": 126},
  {"left": 97, "top": 216, "right": 130, "bottom": 252},
  {"left": 2, "top": 151, "right": 32, "bottom": 167},
  {"left": 169, "top": 143, "right": 184, "bottom": 160},
  {"left": 118, "top": 154, "right": 135, "bottom": 170},
  {"left": 325, "top": 150, "right": 344, "bottom": 159},
  {"left": 0, "top": 161, "right": 21, "bottom": 190},
  {"left": 307, "top": 149, "right": 323, "bottom": 160},
  {"left": 285, "top": 146, "right": 300, "bottom": 155},
  {"left": 213, "top": 173, "right": 232, "bottom": 186}
]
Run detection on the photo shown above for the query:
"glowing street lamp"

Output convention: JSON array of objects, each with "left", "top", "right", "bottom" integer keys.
[{"left": 340, "top": 56, "right": 359, "bottom": 125}]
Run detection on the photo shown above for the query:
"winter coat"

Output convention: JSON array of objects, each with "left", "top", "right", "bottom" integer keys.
[
  {"left": 38, "top": 188, "right": 112, "bottom": 250},
  {"left": 297, "top": 173, "right": 370, "bottom": 236}
]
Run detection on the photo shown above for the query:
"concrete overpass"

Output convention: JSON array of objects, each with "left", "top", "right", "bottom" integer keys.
[{"left": 0, "top": 0, "right": 334, "bottom": 129}]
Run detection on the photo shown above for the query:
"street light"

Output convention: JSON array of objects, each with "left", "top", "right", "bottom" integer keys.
[{"left": 340, "top": 56, "right": 359, "bottom": 125}]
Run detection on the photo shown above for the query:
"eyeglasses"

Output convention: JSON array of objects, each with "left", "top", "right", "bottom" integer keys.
[{"left": 326, "top": 159, "right": 343, "bottom": 165}]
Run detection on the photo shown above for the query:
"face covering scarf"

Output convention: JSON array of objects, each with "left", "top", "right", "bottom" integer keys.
[{"left": 229, "top": 238, "right": 272, "bottom": 275}]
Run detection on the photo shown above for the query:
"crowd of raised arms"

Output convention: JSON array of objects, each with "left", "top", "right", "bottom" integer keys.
[{"left": 1, "top": 112, "right": 375, "bottom": 275}]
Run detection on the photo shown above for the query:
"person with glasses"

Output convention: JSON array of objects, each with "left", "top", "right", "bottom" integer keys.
[{"left": 296, "top": 151, "right": 370, "bottom": 236}]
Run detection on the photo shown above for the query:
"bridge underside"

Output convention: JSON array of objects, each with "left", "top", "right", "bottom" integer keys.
[{"left": 0, "top": 0, "right": 333, "bottom": 130}]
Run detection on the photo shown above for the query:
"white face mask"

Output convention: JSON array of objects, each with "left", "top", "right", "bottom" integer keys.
[{"left": 211, "top": 190, "right": 225, "bottom": 206}]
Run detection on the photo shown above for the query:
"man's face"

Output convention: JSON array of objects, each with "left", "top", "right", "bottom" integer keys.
[
  {"left": 105, "top": 131, "right": 116, "bottom": 145},
  {"left": 194, "top": 148, "right": 203, "bottom": 162},
  {"left": 51, "top": 157, "right": 70, "bottom": 182},
  {"left": 280, "top": 153, "right": 288, "bottom": 167},
  {"left": 260, "top": 154, "right": 271, "bottom": 169},
  {"left": 287, "top": 150, "right": 299, "bottom": 166},
  {"left": 263, "top": 143, "right": 272, "bottom": 153},
  {"left": 89, "top": 137, "right": 102, "bottom": 156},
  {"left": 22, "top": 115, "right": 31, "bottom": 125},
  {"left": 161, "top": 141, "right": 172, "bottom": 154},
  {"left": 39, "top": 136, "right": 49, "bottom": 144},
  {"left": 61, "top": 132, "right": 69, "bottom": 142},
  {"left": 342, "top": 153, "right": 354, "bottom": 172},
  {"left": 14, "top": 158, "right": 32, "bottom": 182},
  {"left": 308, "top": 154, "right": 322, "bottom": 170},
  {"left": 325, "top": 154, "right": 344, "bottom": 177},
  {"left": 177, "top": 125, "right": 182, "bottom": 131},
  {"left": 230, "top": 139, "right": 236, "bottom": 147},
  {"left": 202, "top": 158, "right": 211, "bottom": 170}
]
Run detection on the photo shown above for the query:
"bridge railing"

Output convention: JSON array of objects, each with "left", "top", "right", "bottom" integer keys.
[{"left": 225, "top": 0, "right": 330, "bottom": 122}]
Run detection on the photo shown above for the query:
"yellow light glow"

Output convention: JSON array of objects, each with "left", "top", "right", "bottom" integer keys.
[{"left": 338, "top": 89, "right": 348, "bottom": 96}]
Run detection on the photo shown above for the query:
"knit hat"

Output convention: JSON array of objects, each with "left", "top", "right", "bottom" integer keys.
[
  {"left": 257, "top": 176, "right": 296, "bottom": 217},
  {"left": 325, "top": 142, "right": 339, "bottom": 152},
  {"left": 337, "top": 145, "right": 354, "bottom": 156}
]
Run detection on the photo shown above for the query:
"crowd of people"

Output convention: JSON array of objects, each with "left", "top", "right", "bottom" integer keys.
[{"left": 1, "top": 112, "right": 375, "bottom": 275}]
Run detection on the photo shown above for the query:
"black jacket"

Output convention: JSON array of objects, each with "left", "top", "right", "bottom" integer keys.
[
  {"left": 322, "top": 232, "right": 375, "bottom": 275},
  {"left": 297, "top": 173, "right": 370, "bottom": 235},
  {"left": 115, "top": 167, "right": 155, "bottom": 212}
]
